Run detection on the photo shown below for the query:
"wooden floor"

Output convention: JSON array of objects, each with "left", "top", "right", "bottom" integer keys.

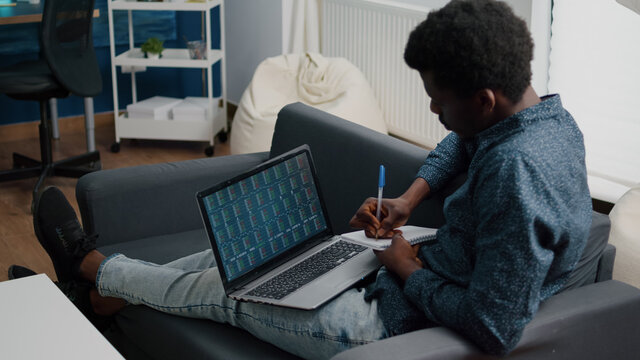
[{"left": 0, "top": 114, "right": 230, "bottom": 282}]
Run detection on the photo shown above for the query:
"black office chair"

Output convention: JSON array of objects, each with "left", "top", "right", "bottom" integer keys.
[{"left": 0, "top": 0, "right": 101, "bottom": 205}]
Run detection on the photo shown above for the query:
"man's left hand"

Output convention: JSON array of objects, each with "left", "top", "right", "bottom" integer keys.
[{"left": 375, "top": 233, "right": 424, "bottom": 282}]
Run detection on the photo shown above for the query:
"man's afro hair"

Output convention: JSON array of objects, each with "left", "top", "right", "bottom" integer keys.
[{"left": 404, "top": 0, "right": 533, "bottom": 103}]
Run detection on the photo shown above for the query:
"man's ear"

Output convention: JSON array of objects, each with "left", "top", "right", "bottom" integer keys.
[{"left": 475, "top": 88, "right": 496, "bottom": 115}]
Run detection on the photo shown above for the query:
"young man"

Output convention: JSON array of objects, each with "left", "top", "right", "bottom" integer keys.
[
  {"left": 348, "top": 0, "right": 592, "bottom": 354},
  {"left": 26, "top": 0, "right": 591, "bottom": 358}
]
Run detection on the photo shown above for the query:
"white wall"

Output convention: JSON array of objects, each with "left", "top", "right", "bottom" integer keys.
[
  {"left": 504, "top": 0, "right": 532, "bottom": 27},
  {"left": 529, "top": 0, "right": 551, "bottom": 95},
  {"left": 225, "top": 0, "right": 284, "bottom": 103},
  {"left": 394, "top": 0, "right": 449, "bottom": 9},
  {"left": 504, "top": 0, "right": 552, "bottom": 96}
]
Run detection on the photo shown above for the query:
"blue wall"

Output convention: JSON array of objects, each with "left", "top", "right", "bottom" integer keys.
[{"left": 0, "top": 5, "right": 221, "bottom": 126}]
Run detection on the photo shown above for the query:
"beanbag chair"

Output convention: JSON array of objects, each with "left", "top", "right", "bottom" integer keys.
[
  {"left": 230, "top": 53, "right": 387, "bottom": 154},
  {"left": 608, "top": 183, "right": 640, "bottom": 288}
]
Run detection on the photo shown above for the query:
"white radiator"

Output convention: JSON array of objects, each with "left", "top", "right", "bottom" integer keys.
[{"left": 322, "top": 0, "right": 449, "bottom": 149}]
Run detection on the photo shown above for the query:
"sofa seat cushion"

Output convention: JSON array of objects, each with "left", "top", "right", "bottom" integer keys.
[
  {"left": 111, "top": 305, "right": 301, "bottom": 360},
  {"left": 98, "top": 230, "right": 302, "bottom": 359}
]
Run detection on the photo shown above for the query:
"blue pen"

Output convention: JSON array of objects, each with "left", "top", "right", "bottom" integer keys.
[{"left": 375, "top": 165, "right": 385, "bottom": 221}]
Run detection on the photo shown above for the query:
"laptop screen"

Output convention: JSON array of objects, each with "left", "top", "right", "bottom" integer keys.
[{"left": 199, "top": 150, "right": 329, "bottom": 282}]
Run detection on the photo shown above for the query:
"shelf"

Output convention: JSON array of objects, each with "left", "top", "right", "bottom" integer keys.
[
  {"left": 115, "top": 116, "right": 212, "bottom": 141},
  {"left": 108, "top": 0, "right": 227, "bottom": 147},
  {"left": 113, "top": 48, "right": 223, "bottom": 68},
  {"left": 115, "top": 100, "right": 224, "bottom": 142},
  {"left": 110, "top": 0, "right": 221, "bottom": 11}
]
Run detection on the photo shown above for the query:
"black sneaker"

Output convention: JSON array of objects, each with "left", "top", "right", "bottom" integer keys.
[
  {"left": 57, "top": 280, "right": 113, "bottom": 332},
  {"left": 33, "top": 187, "right": 97, "bottom": 283},
  {"left": 8, "top": 265, "right": 37, "bottom": 280}
]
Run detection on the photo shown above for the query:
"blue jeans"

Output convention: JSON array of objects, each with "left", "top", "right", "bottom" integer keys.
[{"left": 96, "top": 250, "right": 389, "bottom": 359}]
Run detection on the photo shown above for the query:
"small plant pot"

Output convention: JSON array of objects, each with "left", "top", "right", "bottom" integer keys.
[{"left": 144, "top": 52, "right": 161, "bottom": 60}]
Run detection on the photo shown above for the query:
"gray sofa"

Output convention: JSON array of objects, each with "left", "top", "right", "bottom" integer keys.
[{"left": 76, "top": 103, "right": 640, "bottom": 359}]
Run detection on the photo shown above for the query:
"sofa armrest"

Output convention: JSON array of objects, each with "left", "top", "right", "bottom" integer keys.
[
  {"left": 76, "top": 152, "right": 269, "bottom": 247},
  {"left": 596, "top": 243, "right": 616, "bottom": 282},
  {"left": 332, "top": 280, "right": 640, "bottom": 360}
]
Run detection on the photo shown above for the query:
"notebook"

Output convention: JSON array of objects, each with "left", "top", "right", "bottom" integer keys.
[
  {"left": 341, "top": 225, "right": 438, "bottom": 251},
  {"left": 196, "top": 145, "right": 380, "bottom": 310}
]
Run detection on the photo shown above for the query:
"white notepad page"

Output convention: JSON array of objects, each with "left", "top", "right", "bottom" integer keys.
[{"left": 340, "top": 225, "right": 437, "bottom": 250}]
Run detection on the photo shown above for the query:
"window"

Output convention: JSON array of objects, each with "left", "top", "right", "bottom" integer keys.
[{"left": 548, "top": 0, "right": 640, "bottom": 203}]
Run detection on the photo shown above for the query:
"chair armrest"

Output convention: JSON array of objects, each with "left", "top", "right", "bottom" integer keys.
[
  {"left": 332, "top": 280, "right": 640, "bottom": 360},
  {"left": 76, "top": 152, "right": 269, "bottom": 247}
]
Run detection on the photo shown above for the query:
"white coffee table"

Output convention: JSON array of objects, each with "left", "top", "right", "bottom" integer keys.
[{"left": 0, "top": 274, "right": 124, "bottom": 359}]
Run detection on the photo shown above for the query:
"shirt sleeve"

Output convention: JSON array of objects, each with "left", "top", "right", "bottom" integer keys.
[
  {"left": 416, "top": 133, "right": 469, "bottom": 192},
  {"left": 404, "top": 153, "right": 556, "bottom": 356}
]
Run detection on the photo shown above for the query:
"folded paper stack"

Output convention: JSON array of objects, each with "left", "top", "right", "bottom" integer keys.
[
  {"left": 171, "top": 97, "right": 210, "bottom": 122},
  {"left": 126, "top": 96, "right": 183, "bottom": 121}
]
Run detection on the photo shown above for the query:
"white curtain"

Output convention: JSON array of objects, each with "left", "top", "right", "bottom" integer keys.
[
  {"left": 548, "top": 0, "right": 640, "bottom": 203},
  {"left": 283, "top": 0, "right": 320, "bottom": 54}
]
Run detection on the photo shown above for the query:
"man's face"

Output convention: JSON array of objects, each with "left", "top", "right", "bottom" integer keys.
[{"left": 420, "top": 71, "right": 482, "bottom": 139}]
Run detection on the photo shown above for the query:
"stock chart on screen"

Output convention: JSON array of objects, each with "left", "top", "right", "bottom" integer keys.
[{"left": 202, "top": 153, "right": 328, "bottom": 281}]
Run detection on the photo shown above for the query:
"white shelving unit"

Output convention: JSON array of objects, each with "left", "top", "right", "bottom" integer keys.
[{"left": 107, "top": 0, "right": 227, "bottom": 156}]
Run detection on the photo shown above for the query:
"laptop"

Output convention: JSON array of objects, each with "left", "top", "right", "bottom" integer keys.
[{"left": 196, "top": 145, "right": 380, "bottom": 310}]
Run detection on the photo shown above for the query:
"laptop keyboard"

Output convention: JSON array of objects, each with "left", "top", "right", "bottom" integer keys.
[{"left": 247, "top": 241, "right": 367, "bottom": 300}]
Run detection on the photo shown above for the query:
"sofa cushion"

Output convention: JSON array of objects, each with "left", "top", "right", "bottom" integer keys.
[
  {"left": 98, "top": 229, "right": 211, "bottom": 265},
  {"left": 110, "top": 306, "right": 301, "bottom": 360},
  {"left": 78, "top": 152, "right": 270, "bottom": 248},
  {"left": 99, "top": 229, "right": 302, "bottom": 360}
]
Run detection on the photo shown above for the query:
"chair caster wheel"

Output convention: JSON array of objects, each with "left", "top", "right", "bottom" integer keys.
[
  {"left": 217, "top": 130, "right": 228, "bottom": 143},
  {"left": 110, "top": 142, "right": 120, "bottom": 153},
  {"left": 205, "top": 146, "right": 214, "bottom": 157}
]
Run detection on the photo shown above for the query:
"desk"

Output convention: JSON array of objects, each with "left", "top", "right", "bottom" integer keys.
[
  {"left": 0, "top": 274, "right": 124, "bottom": 359},
  {"left": 0, "top": 2, "right": 100, "bottom": 25},
  {"left": 0, "top": 1, "right": 100, "bottom": 151}
]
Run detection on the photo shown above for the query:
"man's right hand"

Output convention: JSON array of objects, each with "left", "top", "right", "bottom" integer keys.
[
  {"left": 349, "top": 178, "right": 432, "bottom": 238},
  {"left": 349, "top": 197, "right": 412, "bottom": 238}
]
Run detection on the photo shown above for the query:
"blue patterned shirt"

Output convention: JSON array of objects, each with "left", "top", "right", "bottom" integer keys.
[{"left": 370, "top": 95, "right": 592, "bottom": 355}]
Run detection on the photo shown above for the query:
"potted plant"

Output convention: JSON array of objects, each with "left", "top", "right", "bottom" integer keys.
[{"left": 141, "top": 37, "right": 164, "bottom": 59}]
